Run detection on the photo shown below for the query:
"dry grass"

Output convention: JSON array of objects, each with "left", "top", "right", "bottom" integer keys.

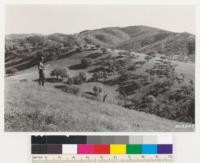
[
  {"left": 4, "top": 48, "right": 194, "bottom": 132},
  {"left": 4, "top": 78, "right": 193, "bottom": 132}
]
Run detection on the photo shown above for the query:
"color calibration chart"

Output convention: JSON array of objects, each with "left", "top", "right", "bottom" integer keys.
[{"left": 31, "top": 135, "right": 173, "bottom": 163}]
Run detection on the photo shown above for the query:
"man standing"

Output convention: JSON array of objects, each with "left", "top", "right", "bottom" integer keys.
[{"left": 38, "top": 56, "right": 45, "bottom": 86}]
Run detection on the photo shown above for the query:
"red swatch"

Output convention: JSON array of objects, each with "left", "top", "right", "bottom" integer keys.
[{"left": 93, "top": 144, "right": 110, "bottom": 154}]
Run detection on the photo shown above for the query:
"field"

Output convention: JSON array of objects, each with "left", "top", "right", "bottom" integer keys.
[
  {"left": 5, "top": 49, "right": 195, "bottom": 132},
  {"left": 5, "top": 76, "right": 193, "bottom": 132}
]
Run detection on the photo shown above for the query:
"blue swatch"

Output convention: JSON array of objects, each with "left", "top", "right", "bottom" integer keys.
[{"left": 142, "top": 144, "right": 157, "bottom": 154}]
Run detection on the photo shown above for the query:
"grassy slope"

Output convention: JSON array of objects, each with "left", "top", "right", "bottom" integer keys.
[
  {"left": 138, "top": 32, "right": 195, "bottom": 56},
  {"left": 5, "top": 73, "right": 193, "bottom": 132},
  {"left": 4, "top": 48, "right": 194, "bottom": 132},
  {"left": 78, "top": 26, "right": 171, "bottom": 48}
]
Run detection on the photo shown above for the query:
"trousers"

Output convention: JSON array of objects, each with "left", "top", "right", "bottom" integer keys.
[{"left": 39, "top": 69, "right": 45, "bottom": 86}]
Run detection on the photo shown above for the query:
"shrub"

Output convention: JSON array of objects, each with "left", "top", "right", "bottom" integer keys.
[
  {"left": 135, "top": 61, "right": 146, "bottom": 65},
  {"left": 20, "top": 79, "right": 28, "bottom": 82},
  {"left": 92, "top": 72, "right": 102, "bottom": 81},
  {"left": 128, "top": 64, "right": 137, "bottom": 71},
  {"left": 187, "top": 41, "right": 195, "bottom": 55},
  {"left": 93, "top": 86, "right": 102, "bottom": 96},
  {"left": 63, "top": 85, "right": 79, "bottom": 95},
  {"left": 102, "top": 71, "right": 108, "bottom": 81},
  {"left": 81, "top": 58, "right": 92, "bottom": 68},
  {"left": 73, "top": 76, "right": 82, "bottom": 85},
  {"left": 118, "top": 80, "right": 141, "bottom": 96},
  {"left": 146, "top": 51, "right": 157, "bottom": 57},
  {"left": 50, "top": 67, "right": 68, "bottom": 80},
  {"left": 101, "top": 48, "right": 107, "bottom": 53},
  {"left": 66, "top": 72, "right": 87, "bottom": 85},
  {"left": 86, "top": 52, "right": 102, "bottom": 59},
  {"left": 75, "top": 46, "right": 81, "bottom": 52},
  {"left": 67, "top": 77, "right": 74, "bottom": 85},
  {"left": 78, "top": 72, "right": 87, "bottom": 82},
  {"left": 118, "top": 51, "right": 130, "bottom": 56},
  {"left": 144, "top": 55, "right": 152, "bottom": 62},
  {"left": 160, "top": 55, "right": 166, "bottom": 60},
  {"left": 6, "top": 68, "right": 18, "bottom": 75},
  {"left": 95, "top": 45, "right": 101, "bottom": 48}
]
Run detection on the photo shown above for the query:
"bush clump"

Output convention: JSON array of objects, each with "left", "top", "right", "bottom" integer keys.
[
  {"left": 93, "top": 85, "right": 102, "bottom": 97},
  {"left": 67, "top": 72, "right": 87, "bottom": 85},
  {"left": 81, "top": 58, "right": 92, "bottom": 68},
  {"left": 50, "top": 67, "right": 68, "bottom": 80},
  {"left": 146, "top": 51, "right": 157, "bottom": 57},
  {"left": 144, "top": 55, "right": 152, "bottom": 62},
  {"left": 63, "top": 85, "right": 80, "bottom": 95},
  {"left": 91, "top": 71, "right": 108, "bottom": 82},
  {"left": 6, "top": 68, "right": 18, "bottom": 75},
  {"left": 100, "top": 48, "right": 107, "bottom": 54},
  {"left": 78, "top": 72, "right": 87, "bottom": 82}
]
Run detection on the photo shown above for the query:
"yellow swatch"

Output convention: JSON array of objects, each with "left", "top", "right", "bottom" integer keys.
[{"left": 110, "top": 144, "right": 126, "bottom": 154}]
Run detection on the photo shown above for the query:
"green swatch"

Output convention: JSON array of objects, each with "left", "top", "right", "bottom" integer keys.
[{"left": 126, "top": 144, "right": 142, "bottom": 154}]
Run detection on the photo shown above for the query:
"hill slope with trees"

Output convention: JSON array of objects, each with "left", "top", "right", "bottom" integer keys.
[{"left": 5, "top": 25, "right": 195, "bottom": 72}]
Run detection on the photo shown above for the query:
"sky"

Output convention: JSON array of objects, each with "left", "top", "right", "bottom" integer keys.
[{"left": 5, "top": 5, "right": 195, "bottom": 34}]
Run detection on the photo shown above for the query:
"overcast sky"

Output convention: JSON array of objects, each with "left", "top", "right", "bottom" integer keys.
[{"left": 5, "top": 5, "right": 195, "bottom": 34}]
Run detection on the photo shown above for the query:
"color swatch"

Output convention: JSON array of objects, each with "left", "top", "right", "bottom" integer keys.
[
  {"left": 110, "top": 144, "right": 126, "bottom": 154},
  {"left": 31, "top": 135, "right": 173, "bottom": 155}
]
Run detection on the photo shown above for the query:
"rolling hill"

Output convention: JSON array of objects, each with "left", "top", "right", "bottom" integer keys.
[
  {"left": 5, "top": 25, "right": 195, "bottom": 72},
  {"left": 78, "top": 25, "right": 173, "bottom": 48},
  {"left": 4, "top": 25, "right": 195, "bottom": 131}
]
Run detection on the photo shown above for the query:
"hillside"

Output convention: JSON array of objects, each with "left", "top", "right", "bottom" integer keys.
[
  {"left": 5, "top": 25, "right": 195, "bottom": 72},
  {"left": 5, "top": 74, "right": 192, "bottom": 132},
  {"left": 77, "top": 26, "right": 195, "bottom": 59},
  {"left": 138, "top": 32, "right": 195, "bottom": 57},
  {"left": 4, "top": 26, "right": 195, "bottom": 131},
  {"left": 78, "top": 25, "right": 173, "bottom": 48}
]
